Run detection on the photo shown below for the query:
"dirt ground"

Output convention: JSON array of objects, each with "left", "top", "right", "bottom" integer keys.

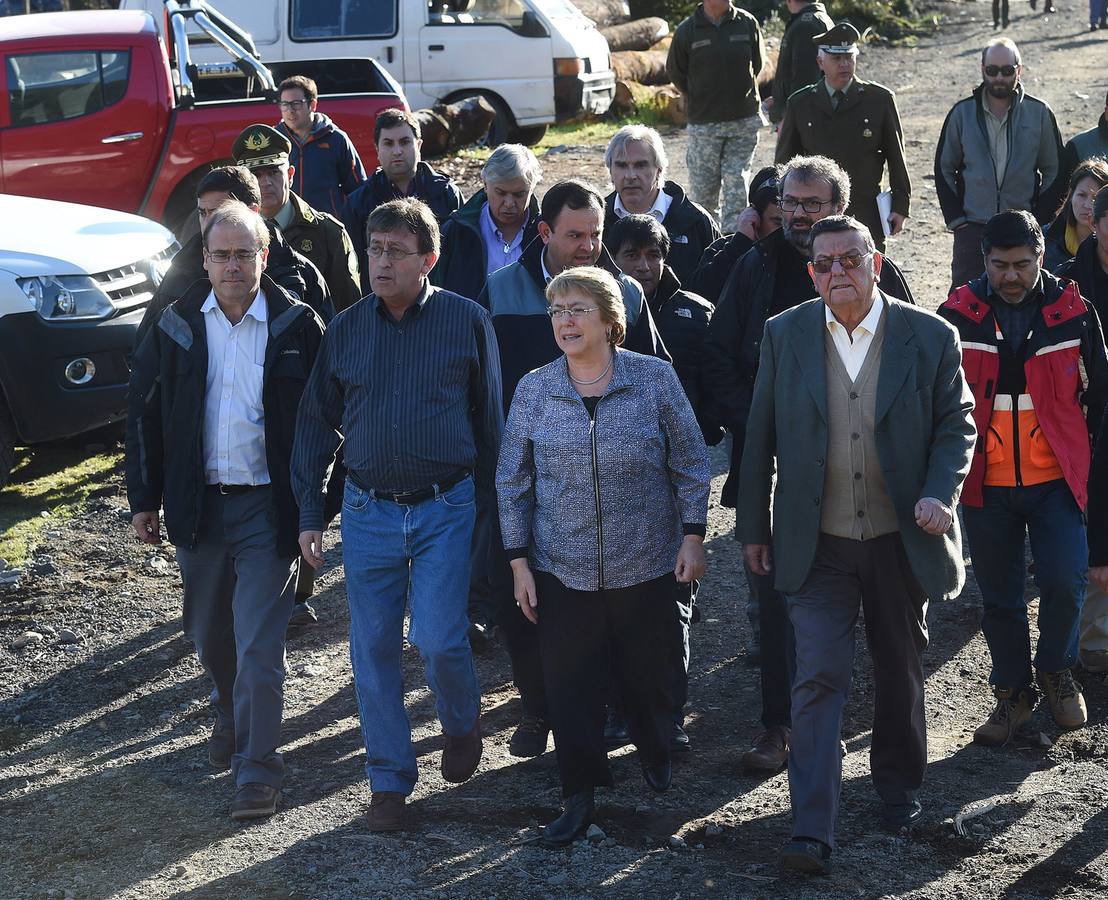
[{"left": 2, "top": 4, "right": 1108, "bottom": 898}]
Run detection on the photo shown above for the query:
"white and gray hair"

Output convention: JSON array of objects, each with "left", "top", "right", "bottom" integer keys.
[
  {"left": 202, "top": 200, "right": 270, "bottom": 250},
  {"left": 481, "top": 143, "right": 542, "bottom": 189},
  {"left": 604, "top": 124, "right": 668, "bottom": 181}
]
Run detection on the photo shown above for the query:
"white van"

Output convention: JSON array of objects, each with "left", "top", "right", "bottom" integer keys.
[{"left": 121, "top": 0, "right": 616, "bottom": 145}]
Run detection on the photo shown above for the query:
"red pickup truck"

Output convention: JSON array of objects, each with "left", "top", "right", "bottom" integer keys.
[{"left": 0, "top": 7, "right": 406, "bottom": 235}]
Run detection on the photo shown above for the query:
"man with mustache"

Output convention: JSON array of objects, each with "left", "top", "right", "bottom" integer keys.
[
  {"left": 935, "top": 37, "right": 1065, "bottom": 290},
  {"left": 702, "top": 155, "right": 915, "bottom": 776}
]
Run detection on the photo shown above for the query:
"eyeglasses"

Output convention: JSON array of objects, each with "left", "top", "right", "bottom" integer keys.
[
  {"left": 810, "top": 251, "right": 873, "bottom": 274},
  {"left": 205, "top": 248, "right": 262, "bottom": 263},
  {"left": 984, "top": 64, "right": 1017, "bottom": 77},
  {"left": 368, "top": 244, "right": 420, "bottom": 260},
  {"left": 277, "top": 99, "right": 307, "bottom": 110},
  {"left": 778, "top": 195, "right": 835, "bottom": 213},
  {"left": 548, "top": 306, "right": 599, "bottom": 320}
]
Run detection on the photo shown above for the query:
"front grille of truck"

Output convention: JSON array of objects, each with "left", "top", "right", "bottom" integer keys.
[{"left": 91, "top": 243, "right": 178, "bottom": 313}]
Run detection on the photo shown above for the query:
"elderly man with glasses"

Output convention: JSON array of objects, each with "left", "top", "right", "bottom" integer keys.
[
  {"left": 738, "top": 214, "right": 975, "bottom": 873},
  {"left": 703, "top": 155, "right": 915, "bottom": 781}
]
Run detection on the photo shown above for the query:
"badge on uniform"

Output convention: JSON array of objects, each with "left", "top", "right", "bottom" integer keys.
[
  {"left": 863, "top": 128, "right": 873, "bottom": 138},
  {"left": 676, "top": 308, "right": 693, "bottom": 319},
  {"left": 301, "top": 239, "right": 313, "bottom": 252}
]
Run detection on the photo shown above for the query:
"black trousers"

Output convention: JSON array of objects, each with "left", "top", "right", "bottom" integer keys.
[
  {"left": 744, "top": 558, "right": 795, "bottom": 730},
  {"left": 787, "top": 532, "right": 928, "bottom": 849},
  {"left": 535, "top": 570, "right": 677, "bottom": 798},
  {"left": 950, "top": 222, "right": 987, "bottom": 293}
]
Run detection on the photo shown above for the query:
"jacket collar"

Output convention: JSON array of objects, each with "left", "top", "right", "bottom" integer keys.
[
  {"left": 519, "top": 237, "right": 622, "bottom": 290},
  {"left": 944, "top": 270, "right": 1084, "bottom": 327},
  {"left": 550, "top": 348, "right": 634, "bottom": 401},
  {"left": 450, "top": 187, "right": 540, "bottom": 237},
  {"left": 651, "top": 265, "right": 683, "bottom": 312}
]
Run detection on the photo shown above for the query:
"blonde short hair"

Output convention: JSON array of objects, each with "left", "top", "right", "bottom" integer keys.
[{"left": 546, "top": 266, "right": 627, "bottom": 347}]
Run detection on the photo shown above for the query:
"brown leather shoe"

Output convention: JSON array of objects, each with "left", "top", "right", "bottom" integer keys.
[
  {"left": 367, "top": 791, "right": 407, "bottom": 832},
  {"left": 230, "top": 783, "right": 280, "bottom": 821},
  {"left": 741, "top": 726, "right": 790, "bottom": 772},
  {"left": 973, "top": 687, "right": 1034, "bottom": 746},
  {"left": 442, "top": 717, "right": 483, "bottom": 783}
]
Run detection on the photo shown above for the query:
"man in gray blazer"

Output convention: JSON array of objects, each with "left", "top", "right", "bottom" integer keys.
[{"left": 737, "top": 215, "right": 975, "bottom": 874}]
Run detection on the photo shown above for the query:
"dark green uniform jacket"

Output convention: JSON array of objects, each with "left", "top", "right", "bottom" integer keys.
[
  {"left": 776, "top": 77, "right": 912, "bottom": 250},
  {"left": 666, "top": 3, "right": 764, "bottom": 124},
  {"left": 281, "top": 192, "right": 362, "bottom": 312},
  {"left": 770, "top": 2, "right": 834, "bottom": 123}
]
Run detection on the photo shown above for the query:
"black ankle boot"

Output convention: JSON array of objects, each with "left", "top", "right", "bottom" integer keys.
[
  {"left": 642, "top": 759, "right": 672, "bottom": 792},
  {"left": 542, "top": 789, "right": 595, "bottom": 846}
]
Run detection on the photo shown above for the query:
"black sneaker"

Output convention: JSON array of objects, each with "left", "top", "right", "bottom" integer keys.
[{"left": 508, "top": 715, "right": 550, "bottom": 757}]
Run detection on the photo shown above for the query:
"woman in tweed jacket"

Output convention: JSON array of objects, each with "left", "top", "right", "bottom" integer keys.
[{"left": 496, "top": 266, "right": 711, "bottom": 847}]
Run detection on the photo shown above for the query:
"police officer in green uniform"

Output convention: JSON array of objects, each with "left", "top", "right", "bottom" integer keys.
[
  {"left": 769, "top": 0, "right": 834, "bottom": 125},
  {"left": 774, "top": 23, "right": 911, "bottom": 252},
  {"left": 232, "top": 125, "right": 362, "bottom": 314}
]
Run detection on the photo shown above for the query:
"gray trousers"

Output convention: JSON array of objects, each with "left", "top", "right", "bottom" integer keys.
[
  {"left": 177, "top": 486, "right": 295, "bottom": 789},
  {"left": 950, "top": 222, "right": 987, "bottom": 291},
  {"left": 786, "top": 532, "right": 928, "bottom": 849}
]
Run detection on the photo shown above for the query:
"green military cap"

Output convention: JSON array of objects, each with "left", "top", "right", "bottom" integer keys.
[
  {"left": 813, "top": 22, "right": 860, "bottom": 54},
  {"left": 232, "top": 124, "right": 291, "bottom": 169}
]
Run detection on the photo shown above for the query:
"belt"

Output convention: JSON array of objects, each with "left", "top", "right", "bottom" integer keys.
[
  {"left": 352, "top": 469, "right": 469, "bottom": 505},
  {"left": 208, "top": 483, "right": 265, "bottom": 495}
]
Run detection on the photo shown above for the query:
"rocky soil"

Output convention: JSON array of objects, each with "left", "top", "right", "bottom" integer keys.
[{"left": 2, "top": 4, "right": 1107, "bottom": 899}]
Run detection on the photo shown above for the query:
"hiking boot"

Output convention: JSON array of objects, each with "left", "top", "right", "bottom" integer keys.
[
  {"left": 1037, "top": 668, "right": 1087, "bottom": 730},
  {"left": 740, "top": 726, "right": 789, "bottom": 772},
  {"left": 973, "top": 687, "right": 1034, "bottom": 746},
  {"left": 209, "top": 722, "right": 235, "bottom": 771},
  {"left": 508, "top": 715, "right": 550, "bottom": 758},
  {"left": 367, "top": 791, "right": 407, "bottom": 832},
  {"left": 442, "top": 717, "right": 482, "bottom": 783}
]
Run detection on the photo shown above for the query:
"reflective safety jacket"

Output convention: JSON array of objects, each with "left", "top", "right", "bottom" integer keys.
[{"left": 939, "top": 273, "right": 1108, "bottom": 509}]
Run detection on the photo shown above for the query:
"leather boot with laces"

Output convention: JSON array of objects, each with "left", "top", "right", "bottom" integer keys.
[
  {"left": 508, "top": 715, "right": 550, "bottom": 758},
  {"left": 973, "top": 687, "right": 1034, "bottom": 746},
  {"left": 1037, "top": 668, "right": 1087, "bottom": 730}
]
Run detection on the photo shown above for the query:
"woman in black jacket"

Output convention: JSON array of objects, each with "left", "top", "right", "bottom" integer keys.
[{"left": 1043, "top": 157, "right": 1108, "bottom": 272}]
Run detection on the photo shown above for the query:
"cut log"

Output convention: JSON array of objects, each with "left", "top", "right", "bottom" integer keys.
[
  {"left": 649, "top": 35, "right": 672, "bottom": 53},
  {"left": 616, "top": 81, "right": 686, "bottom": 126},
  {"left": 413, "top": 95, "right": 496, "bottom": 157},
  {"left": 757, "top": 36, "right": 779, "bottom": 99},
  {"left": 611, "top": 79, "right": 637, "bottom": 117},
  {"left": 610, "top": 49, "right": 669, "bottom": 86},
  {"left": 600, "top": 17, "right": 669, "bottom": 52},
  {"left": 573, "top": 0, "right": 630, "bottom": 27}
]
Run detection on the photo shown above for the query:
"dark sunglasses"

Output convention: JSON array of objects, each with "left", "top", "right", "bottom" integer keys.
[
  {"left": 984, "top": 64, "right": 1017, "bottom": 77},
  {"left": 810, "top": 251, "right": 872, "bottom": 275}
]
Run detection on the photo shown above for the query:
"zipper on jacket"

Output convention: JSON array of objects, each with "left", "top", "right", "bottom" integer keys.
[
  {"left": 1010, "top": 398, "right": 1023, "bottom": 488},
  {"left": 589, "top": 414, "right": 605, "bottom": 591}
]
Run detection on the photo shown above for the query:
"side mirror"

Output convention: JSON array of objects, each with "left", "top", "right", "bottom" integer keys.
[{"left": 518, "top": 10, "right": 549, "bottom": 38}]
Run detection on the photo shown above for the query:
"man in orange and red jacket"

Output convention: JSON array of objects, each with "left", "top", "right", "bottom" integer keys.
[{"left": 939, "top": 209, "right": 1108, "bottom": 747}]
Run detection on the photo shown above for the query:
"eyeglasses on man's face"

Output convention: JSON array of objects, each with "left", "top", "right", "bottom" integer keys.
[
  {"left": 810, "top": 251, "right": 873, "bottom": 275},
  {"left": 277, "top": 99, "right": 307, "bottom": 110},
  {"left": 205, "top": 248, "right": 262, "bottom": 263},
  {"left": 778, "top": 195, "right": 835, "bottom": 213},
  {"left": 368, "top": 243, "right": 421, "bottom": 261},
  {"left": 984, "top": 64, "right": 1017, "bottom": 77},
  {"left": 547, "top": 305, "right": 599, "bottom": 320}
]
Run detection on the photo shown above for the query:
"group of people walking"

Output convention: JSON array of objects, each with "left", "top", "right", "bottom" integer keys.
[{"left": 122, "top": 1, "right": 1108, "bottom": 878}]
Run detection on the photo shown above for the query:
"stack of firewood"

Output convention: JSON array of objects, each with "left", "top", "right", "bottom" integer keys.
[{"left": 584, "top": 3, "right": 777, "bottom": 127}]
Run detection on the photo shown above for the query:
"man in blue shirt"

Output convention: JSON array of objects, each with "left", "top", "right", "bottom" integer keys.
[{"left": 292, "top": 198, "right": 503, "bottom": 833}]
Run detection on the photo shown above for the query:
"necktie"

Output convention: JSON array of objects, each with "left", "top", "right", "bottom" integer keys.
[{"left": 832, "top": 90, "right": 845, "bottom": 110}]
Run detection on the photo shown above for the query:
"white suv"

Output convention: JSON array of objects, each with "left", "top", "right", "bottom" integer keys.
[{"left": 0, "top": 194, "right": 177, "bottom": 486}]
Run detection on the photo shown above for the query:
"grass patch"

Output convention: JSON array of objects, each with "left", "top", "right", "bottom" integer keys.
[{"left": 0, "top": 447, "right": 121, "bottom": 568}]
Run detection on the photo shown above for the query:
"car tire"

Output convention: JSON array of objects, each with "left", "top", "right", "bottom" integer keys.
[
  {"left": 512, "top": 124, "right": 548, "bottom": 146},
  {"left": 0, "top": 397, "right": 17, "bottom": 491}
]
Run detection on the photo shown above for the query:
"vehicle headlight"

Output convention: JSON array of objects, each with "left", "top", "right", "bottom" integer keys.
[{"left": 18, "top": 275, "right": 114, "bottom": 321}]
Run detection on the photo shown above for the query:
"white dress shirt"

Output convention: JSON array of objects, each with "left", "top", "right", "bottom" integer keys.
[
  {"left": 614, "top": 187, "right": 673, "bottom": 222},
  {"left": 825, "top": 292, "right": 885, "bottom": 381},
  {"left": 202, "top": 289, "right": 270, "bottom": 485}
]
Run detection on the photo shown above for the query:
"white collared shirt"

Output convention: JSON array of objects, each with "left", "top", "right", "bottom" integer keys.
[
  {"left": 613, "top": 187, "right": 673, "bottom": 223},
  {"left": 202, "top": 289, "right": 270, "bottom": 486},
  {"left": 825, "top": 292, "right": 884, "bottom": 381},
  {"left": 541, "top": 249, "right": 554, "bottom": 284}
]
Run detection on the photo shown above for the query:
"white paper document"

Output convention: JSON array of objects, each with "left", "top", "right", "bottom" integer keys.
[{"left": 876, "top": 190, "right": 894, "bottom": 237}]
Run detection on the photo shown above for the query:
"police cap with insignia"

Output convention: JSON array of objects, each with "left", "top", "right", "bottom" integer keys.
[
  {"left": 813, "top": 22, "right": 860, "bottom": 54},
  {"left": 232, "top": 124, "right": 292, "bottom": 169}
]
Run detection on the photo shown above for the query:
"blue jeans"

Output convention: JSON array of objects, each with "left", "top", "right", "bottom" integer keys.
[
  {"left": 341, "top": 475, "right": 481, "bottom": 795},
  {"left": 962, "top": 480, "right": 1087, "bottom": 691}
]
